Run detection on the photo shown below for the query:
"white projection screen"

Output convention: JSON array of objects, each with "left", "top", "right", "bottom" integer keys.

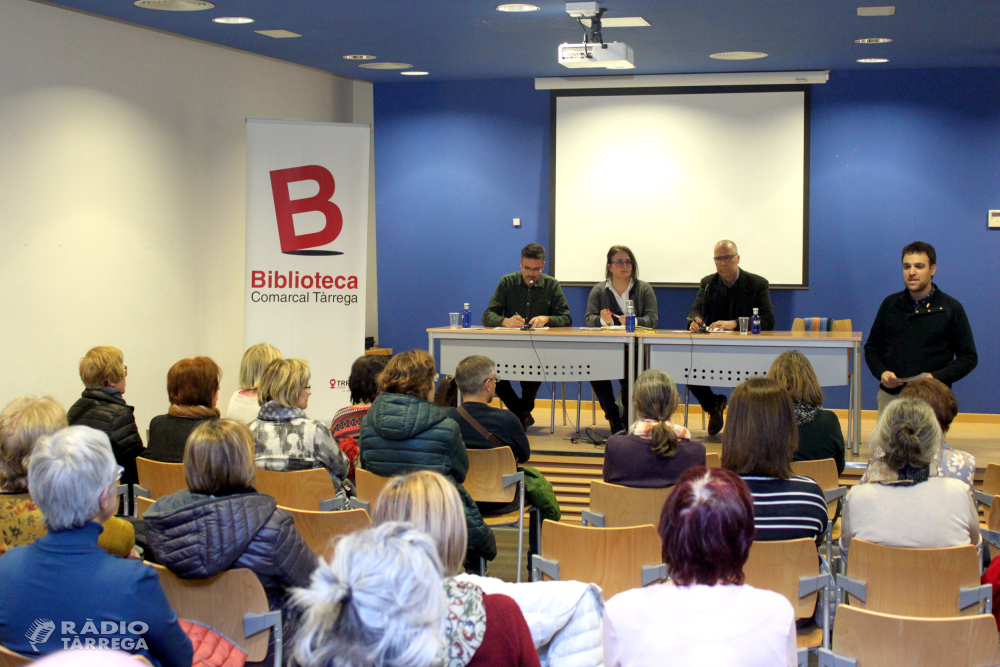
[{"left": 551, "top": 87, "right": 809, "bottom": 287}]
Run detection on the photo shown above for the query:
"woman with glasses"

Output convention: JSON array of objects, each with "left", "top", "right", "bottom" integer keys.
[{"left": 585, "top": 245, "right": 658, "bottom": 433}]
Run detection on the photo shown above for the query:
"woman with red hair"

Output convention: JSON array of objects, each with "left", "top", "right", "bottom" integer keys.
[
  {"left": 604, "top": 466, "right": 796, "bottom": 667},
  {"left": 145, "top": 357, "right": 221, "bottom": 462}
]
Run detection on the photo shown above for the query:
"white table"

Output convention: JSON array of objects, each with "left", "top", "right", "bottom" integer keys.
[
  {"left": 428, "top": 327, "right": 636, "bottom": 431},
  {"left": 638, "top": 330, "right": 863, "bottom": 454}
]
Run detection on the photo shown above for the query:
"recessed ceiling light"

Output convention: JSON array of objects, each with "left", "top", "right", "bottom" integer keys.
[
  {"left": 710, "top": 52, "right": 768, "bottom": 60},
  {"left": 359, "top": 62, "right": 412, "bottom": 70},
  {"left": 496, "top": 4, "right": 540, "bottom": 11},
  {"left": 256, "top": 30, "right": 301, "bottom": 38},
  {"left": 857, "top": 58, "right": 889, "bottom": 63},
  {"left": 343, "top": 55, "right": 377, "bottom": 60},
  {"left": 401, "top": 71, "right": 429, "bottom": 76},
  {"left": 134, "top": 0, "right": 214, "bottom": 10},
  {"left": 213, "top": 16, "right": 253, "bottom": 24},
  {"left": 857, "top": 6, "right": 895, "bottom": 16},
  {"left": 855, "top": 37, "right": 893, "bottom": 44}
]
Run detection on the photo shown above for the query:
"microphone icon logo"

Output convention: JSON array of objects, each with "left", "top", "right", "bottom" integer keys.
[{"left": 25, "top": 619, "right": 55, "bottom": 652}]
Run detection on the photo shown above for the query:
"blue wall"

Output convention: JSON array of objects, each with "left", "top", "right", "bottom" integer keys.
[{"left": 374, "top": 70, "right": 1000, "bottom": 413}]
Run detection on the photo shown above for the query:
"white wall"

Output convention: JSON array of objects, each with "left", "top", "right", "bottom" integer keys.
[{"left": 0, "top": 0, "right": 373, "bottom": 435}]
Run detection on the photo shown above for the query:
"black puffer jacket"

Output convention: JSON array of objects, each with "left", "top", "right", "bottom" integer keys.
[
  {"left": 360, "top": 393, "right": 498, "bottom": 561},
  {"left": 67, "top": 388, "right": 144, "bottom": 484}
]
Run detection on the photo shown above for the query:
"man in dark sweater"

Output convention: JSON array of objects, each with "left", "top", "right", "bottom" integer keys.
[
  {"left": 686, "top": 240, "right": 775, "bottom": 436},
  {"left": 864, "top": 241, "right": 977, "bottom": 416},
  {"left": 482, "top": 243, "right": 572, "bottom": 430}
]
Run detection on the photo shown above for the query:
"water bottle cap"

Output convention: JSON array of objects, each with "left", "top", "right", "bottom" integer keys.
[
  {"left": 753, "top": 308, "right": 759, "bottom": 314},
  {"left": 463, "top": 303, "right": 469, "bottom": 309}
]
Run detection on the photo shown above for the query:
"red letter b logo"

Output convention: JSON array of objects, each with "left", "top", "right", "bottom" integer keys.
[{"left": 269, "top": 165, "right": 343, "bottom": 255}]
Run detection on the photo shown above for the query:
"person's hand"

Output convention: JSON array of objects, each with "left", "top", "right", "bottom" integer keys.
[
  {"left": 617, "top": 314, "right": 627, "bottom": 325},
  {"left": 709, "top": 320, "right": 737, "bottom": 332},
  {"left": 881, "top": 371, "right": 903, "bottom": 388},
  {"left": 688, "top": 317, "right": 703, "bottom": 332},
  {"left": 529, "top": 315, "right": 550, "bottom": 328},
  {"left": 503, "top": 315, "right": 525, "bottom": 328},
  {"left": 600, "top": 309, "right": 614, "bottom": 325}
]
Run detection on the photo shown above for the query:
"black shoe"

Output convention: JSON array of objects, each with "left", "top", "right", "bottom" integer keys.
[
  {"left": 609, "top": 417, "right": 626, "bottom": 435},
  {"left": 519, "top": 412, "right": 535, "bottom": 432},
  {"left": 707, "top": 395, "right": 727, "bottom": 437}
]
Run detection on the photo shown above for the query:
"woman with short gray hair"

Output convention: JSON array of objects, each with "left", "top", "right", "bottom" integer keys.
[
  {"left": 0, "top": 426, "right": 192, "bottom": 666},
  {"left": 840, "top": 398, "right": 979, "bottom": 558}
]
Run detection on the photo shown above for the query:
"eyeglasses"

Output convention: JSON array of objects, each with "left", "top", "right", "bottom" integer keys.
[
  {"left": 521, "top": 265, "right": 543, "bottom": 274},
  {"left": 611, "top": 259, "right": 633, "bottom": 268},
  {"left": 115, "top": 465, "right": 124, "bottom": 481},
  {"left": 123, "top": 365, "right": 128, "bottom": 377},
  {"left": 713, "top": 254, "right": 737, "bottom": 263}
]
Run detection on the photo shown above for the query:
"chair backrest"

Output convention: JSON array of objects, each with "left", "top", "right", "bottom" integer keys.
[
  {"left": 983, "top": 464, "right": 1000, "bottom": 497},
  {"left": 791, "top": 318, "right": 853, "bottom": 333},
  {"left": 136, "top": 495, "right": 155, "bottom": 519},
  {"left": 153, "top": 564, "right": 270, "bottom": 662},
  {"left": 830, "top": 605, "right": 1000, "bottom": 667},
  {"left": 0, "top": 645, "right": 31, "bottom": 667},
  {"left": 254, "top": 467, "right": 338, "bottom": 511},
  {"left": 845, "top": 539, "right": 981, "bottom": 617},
  {"left": 705, "top": 452, "right": 721, "bottom": 468},
  {"left": 790, "top": 458, "right": 840, "bottom": 520},
  {"left": 538, "top": 519, "right": 662, "bottom": 600},
  {"left": 135, "top": 458, "right": 187, "bottom": 500},
  {"left": 589, "top": 481, "right": 673, "bottom": 528},
  {"left": 742, "top": 538, "right": 820, "bottom": 620},
  {"left": 282, "top": 506, "right": 372, "bottom": 557},
  {"left": 463, "top": 447, "right": 518, "bottom": 504},
  {"left": 355, "top": 468, "right": 392, "bottom": 508}
]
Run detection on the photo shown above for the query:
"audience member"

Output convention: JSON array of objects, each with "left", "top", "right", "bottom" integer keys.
[
  {"left": 0, "top": 396, "right": 134, "bottom": 557},
  {"left": 722, "top": 378, "right": 828, "bottom": 543},
  {"left": 359, "top": 350, "right": 496, "bottom": 563},
  {"left": 841, "top": 398, "right": 979, "bottom": 557},
  {"left": 768, "top": 350, "right": 846, "bottom": 473},
  {"left": 144, "top": 357, "right": 221, "bottom": 463},
  {"left": 227, "top": 343, "right": 282, "bottom": 424},
  {"left": 604, "top": 466, "right": 796, "bottom": 667},
  {"left": 67, "top": 346, "right": 144, "bottom": 488},
  {"left": 250, "top": 358, "right": 352, "bottom": 499},
  {"left": 372, "top": 471, "right": 540, "bottom": 667},
  {"left": 144, "top": 419, "right": 317, "bottom": 661},
  {"left": 603, "top": 370, "right": 705, "bottom": 488},
  {"left": 445, "top": 355, "right": 529, "bottom": 462},
  {"left": 860, "top": 377, "right": 975, "bottom": 489},
  {"left": 291, "top": 522, "right": 445, "bottom": 667},
  {"left": 0, "top": 426, "right": 192, "bottom": 666},
  {"left": 331, "top": 354, "right": 388, "bottom": 478}
]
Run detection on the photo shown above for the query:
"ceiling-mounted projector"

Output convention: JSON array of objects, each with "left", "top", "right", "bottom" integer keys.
[{"left": 558, "top": 42, "right": 635, "bottom": 69}]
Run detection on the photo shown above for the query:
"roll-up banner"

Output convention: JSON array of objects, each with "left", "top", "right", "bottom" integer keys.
[{"left": 245, "top": 119, "right": 370, "bottom": 420}]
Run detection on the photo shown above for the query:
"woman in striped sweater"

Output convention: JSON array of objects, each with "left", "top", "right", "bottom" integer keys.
[{"left": 722, "top": 378, "right": 828, "bottom": 544}]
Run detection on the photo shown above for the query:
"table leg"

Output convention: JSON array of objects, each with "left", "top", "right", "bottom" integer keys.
[
  {"left": 628, "top": 338, "right": 636, "bottom": 425},
  {"left": 853, "top": 341, "right": 862, "bottom": 456}
]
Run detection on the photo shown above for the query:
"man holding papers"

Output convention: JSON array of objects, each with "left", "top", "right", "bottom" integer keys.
[
  {"left": 864, "top": 241, "right": 977, "bottom": 416},
  {"left": 483, "top": 243, "right": 572, "bottom": 430}
]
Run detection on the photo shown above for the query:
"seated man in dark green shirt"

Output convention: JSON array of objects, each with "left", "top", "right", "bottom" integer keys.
[{"left": 482, "top": 243, "right": 572, "bottom": 430}]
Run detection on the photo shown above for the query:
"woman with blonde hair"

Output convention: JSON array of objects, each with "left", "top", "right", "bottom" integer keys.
[
  {"left": 250, "top": 358, "right": 352, "bottom": 499},
  {"left": 227, "top": 343, "right": 282, "bottom": 424},
  {"left": 0, "top": 396, "right": 134, "bottom": 557},
  {"left": 360, "top": 349, "right": 496, "bottom": 564},
  {"left": 373, "top": 471, "right": 540, "bottom": 667},
  {"left": 145, "top": 357, "right": 222, "bottom": 463},
  {"left": 768, "top": 350, "right": 846, "bottom": 473},
  {"left": 602, "top": 370, "right": 705, "bottom": 488}
]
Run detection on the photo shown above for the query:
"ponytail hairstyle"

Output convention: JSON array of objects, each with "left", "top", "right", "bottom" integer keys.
[
  {"left": 632, "top": 370, "right": 680, "bottom": 458},
  {"left": 871, "top": 398, "right": 942, "bottom": 471}
]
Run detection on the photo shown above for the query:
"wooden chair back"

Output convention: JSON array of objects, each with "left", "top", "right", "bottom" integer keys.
[
  {"left": 464, "top": 447, "right": 518, "bottom": 503},
  {"left": 982, "top": 464, "right": 1000, "bottom": 525},
  {"left": 988, "top": 496, "right": 1000, "bottom": 561},
  {"left": 0, "top": 645, "right": 31, "bottom": 666},
  {"left": 135, "top": 458, "right": 186, "bottom": 500},
  {"left": 282, "top": 506, "right": 372, "bottom": 557},
  {"left": 845, "top": 539, "right": 981, "bottom": 617},
  {"left": 538, "top": 520, "right": 662, "bottom": 600},
  {"left": 254, "top": 467, "right": 338, "bottom": 511},
  {"left": 589, "top": 481, "right": 673, "bottom": 528},
  {"left": 743, "top": 538, "right": 820, "bottom": 619},
  {"left": 136, "top": 495, "right": 155, "bottom": 519},
  {"left": 153, "top": 564, "right": 270, "bottom": 662},
  {"left": 705, "top": 452, "right": 721, "bottom": 468},
  {"left": 355, "top": 468, "right": 392, "bottom": 508},
  {"left": 830, "top": 605, "right": 1000, "bottom": 667},
  {"left": 791, "top": 458, "right": 840, "bottom": 520}
]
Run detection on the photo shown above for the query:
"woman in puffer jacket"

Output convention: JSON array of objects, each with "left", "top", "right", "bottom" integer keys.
[
  {"left": 144, "top": 419, "right": 317, "bottom": 665},
  {"left": 360, "top": 350, "right": 497, "bottom": 565}
]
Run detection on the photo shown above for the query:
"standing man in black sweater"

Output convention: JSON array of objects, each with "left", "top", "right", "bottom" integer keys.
[
  {"left": 864, "top": 241, "right": 977, "bottom": 417},
  {"left": 686, "top": 240, "right": 775, "bottom": 436}
]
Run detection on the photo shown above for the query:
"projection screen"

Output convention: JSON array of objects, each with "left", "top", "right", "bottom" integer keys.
[{"left": 551, "top": 86, "right": 809, "bottom": 287}]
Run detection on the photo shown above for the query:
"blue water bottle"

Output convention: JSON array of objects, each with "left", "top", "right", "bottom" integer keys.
[
  {"left": 625, "top": 300, "right": 636, "bottom": 333},
  {"left": 750, "top": 307, "right": 761, "bottom": 335},
  {"left": 462, "top": 303, "right": 471, "bottom": 329}
]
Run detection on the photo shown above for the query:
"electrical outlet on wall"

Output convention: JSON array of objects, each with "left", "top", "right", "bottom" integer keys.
[{"left": 990, "top": 211, "right": 1000, "bottom": 228}]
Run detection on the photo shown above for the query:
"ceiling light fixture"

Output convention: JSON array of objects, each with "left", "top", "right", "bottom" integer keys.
[
  {"left": 256, "top": 30, "right": 300, "bottom": 38},
  {"left": 855, "top": 37, "right": 892, "bottom": 44},
  {"left": 857, "top": 6, "right": 895, "bottom": 16},
  {"left": 343, "top": 55, "right": 377, "bottom": 60},
  {"left": 401, "top": 71, "right": 429, "bottom": 75},
  {"left": 359, "top": 62, "right": 412, "bottom": 70},
  {"left": 496, "top": 4, "right": 541, "bottom": 11},
  {"left": 134, "top": 0, "right": 214, "bottom": 10},
  {"left": 213, "top": 16, "right": 253, "bottom": 24},
  {"left": 857, "top": 57, "right": 889, "bottom": 63},
  {"left": 710, "top": 51, "right": 768, "bottom": 60}
]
